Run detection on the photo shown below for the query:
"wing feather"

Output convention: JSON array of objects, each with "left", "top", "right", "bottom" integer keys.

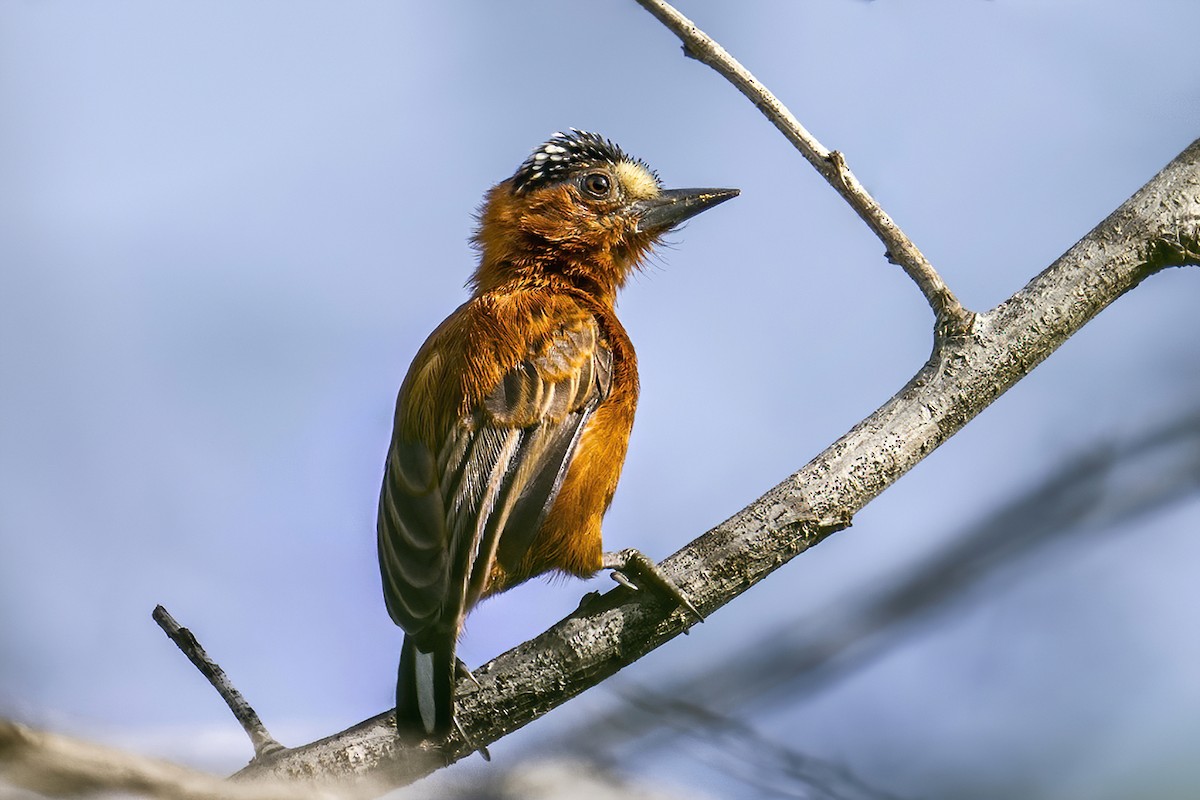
[
  {"left": 378, "top": 303, "right": 613, "bottom": 643},
  {"left": 378, "top": 440, "right": 448, "bottom": 629}
]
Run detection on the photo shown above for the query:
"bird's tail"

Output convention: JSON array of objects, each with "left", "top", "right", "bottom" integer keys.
[{"left": 396, "top": 634, "right": 455, "bottom": 743}]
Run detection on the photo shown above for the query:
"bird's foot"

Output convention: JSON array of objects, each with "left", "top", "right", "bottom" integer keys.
[{"left": 601, "top": 548, "right": 703, "bottom": 623}]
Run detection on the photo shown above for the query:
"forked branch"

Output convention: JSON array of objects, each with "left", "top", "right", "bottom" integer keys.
[
  {"left": 236, "top": 138, "right": 1200, "bottom": 790},
  {"left": 150, "top": 6, "right": 1199, "bottom": 797}
]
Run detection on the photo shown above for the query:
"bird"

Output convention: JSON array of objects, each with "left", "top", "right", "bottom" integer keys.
[{"left": 377, "top": 129, "right": 738, "bottom": 745}]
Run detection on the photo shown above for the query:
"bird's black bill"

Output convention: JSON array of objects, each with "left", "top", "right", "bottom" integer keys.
[{"left": 632, "top": 187, "right": 739, "bottom": 234}]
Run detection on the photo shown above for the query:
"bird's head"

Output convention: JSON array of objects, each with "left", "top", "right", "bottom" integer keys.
[{"left": 470, "top": 130, "right": 738, "bottom": 301}]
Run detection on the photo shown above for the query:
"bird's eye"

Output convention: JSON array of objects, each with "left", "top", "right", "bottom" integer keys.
[{"left": 581, "top": 172, "right": 611, "bottom": 198}]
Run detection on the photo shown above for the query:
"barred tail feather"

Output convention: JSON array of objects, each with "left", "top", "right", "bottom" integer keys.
[{"left": 395, "top": 635, "right": 455, "bottom": 743}]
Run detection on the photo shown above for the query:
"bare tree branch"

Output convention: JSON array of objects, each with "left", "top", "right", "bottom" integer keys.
[
  {"left": 632, "top": 0, "right": 971, "bottom": 332},
  {"left": 112, "top": 6, "right": 1199, "bottom": 795},
  {"left": 153, "top": 605, "right": 285, "bottom": 760},
  {"left": 232, "top": 140, "right": 1200, "bottom": 795}
]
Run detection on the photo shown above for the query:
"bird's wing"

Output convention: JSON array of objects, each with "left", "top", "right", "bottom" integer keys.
[
  {"left": 378, "top": 304, "right": 613, "bottom": 638},
  {"left": 474, "top": 312, "right": 614, "bottom": 595}
]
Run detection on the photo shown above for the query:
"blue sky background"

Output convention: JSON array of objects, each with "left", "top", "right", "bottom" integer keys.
[{"left": 3, "top": 2, "right": 1200, "bottom": 797}]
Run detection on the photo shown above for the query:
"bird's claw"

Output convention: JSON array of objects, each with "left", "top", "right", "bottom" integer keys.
[
  {"left": 610, "top": 570, "right": 638, "bottom": 591},
  {"left": 601, "top": 548, "right": 703, "bottom": 623},
  {"left": 452, "top": 716, "right": 491, "bottom": 762},
  {"left": 455, "top": 657, "right": 481, "bottom": 689}
]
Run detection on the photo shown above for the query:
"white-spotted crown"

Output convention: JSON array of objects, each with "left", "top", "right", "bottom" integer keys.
[{"left": 511, "top": 129, "right": 658, "bottom": 194}]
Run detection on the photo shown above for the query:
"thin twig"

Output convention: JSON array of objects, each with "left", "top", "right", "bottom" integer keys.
[
  {"left": 152, "top": 605, "right": 285, "bottom": 760},
  {"left": 633, "top": 0, "right": 973, "bottom": 334}
]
